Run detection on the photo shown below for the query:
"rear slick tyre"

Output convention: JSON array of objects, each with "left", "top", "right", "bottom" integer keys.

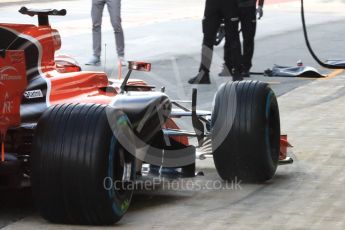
[
  {"left": 211, "top": 81, "right": 280, "bottom": 182},
  {"left": 31, "top": 103, "right": 136, "bottom": 225}
]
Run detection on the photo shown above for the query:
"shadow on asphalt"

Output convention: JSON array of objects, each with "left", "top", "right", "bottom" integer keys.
[{"left": 0, "top": 188, "right": 35, "bottom": 228}]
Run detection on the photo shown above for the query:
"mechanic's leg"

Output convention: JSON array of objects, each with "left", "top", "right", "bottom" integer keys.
[
  {"left": 240, "top": 6, "right": 257, "bottom": 73},
  {"left": 222, "top": 2, "right": 242, "bottom": 80},
  {"left": 92, "top": 0, "right": 105, "bottom": 58},
  {"left": 107, "top": 0, "right": 125, "bottom": 58},
  {"left": 219, "top": 36, "right": 232, "bottom": 76},
  {"left": 189, "top": 0, "right": 221, "bottom": 84},
  {"left": 224, "top": 37, "right": 231, "bottom": 69},
  {"left": 199, "top": 13, "right": 222, "bottom": 73},
  {"left": 223, "top": 17, "right": 242, "bottom": 80}
]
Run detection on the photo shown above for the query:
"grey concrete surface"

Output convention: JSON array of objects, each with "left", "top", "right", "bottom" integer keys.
[{"left": 1, "top": 0, "right": 345, "bottom": 229}]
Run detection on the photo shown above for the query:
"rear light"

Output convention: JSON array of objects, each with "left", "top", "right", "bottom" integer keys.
[{"left": 55, "top": 55, "right": 82, "bottom": 73}]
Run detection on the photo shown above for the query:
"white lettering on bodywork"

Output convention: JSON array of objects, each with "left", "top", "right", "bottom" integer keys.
[
  {"left": 2, "top": 93, "right": 13, "bottom": 113},
  {"left": 24, "top": 90, "right": 44, "bottom": 99}
]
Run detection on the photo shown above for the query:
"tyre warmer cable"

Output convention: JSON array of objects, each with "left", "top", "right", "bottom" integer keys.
[
  {"left": 301, "top": 0, "right": 345, "bottom": 69},
  {"left": 251, "top": 0, "right": 345, "bottom": 75}
]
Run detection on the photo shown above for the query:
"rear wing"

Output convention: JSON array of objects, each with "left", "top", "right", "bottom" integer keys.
[
  {"left": 0, "top": 50, "right": 27, "bottom": 142},
  {"left": 19, "top": 7, "right": 66, "bottom": 26}
]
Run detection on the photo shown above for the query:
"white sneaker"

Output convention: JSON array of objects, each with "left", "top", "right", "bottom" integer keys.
[
  {"left": 118, "top": 56, "right": 127, "bottom": 66},
  {"left": 85, "top": 56, "right": 101, "bottom": 66}
]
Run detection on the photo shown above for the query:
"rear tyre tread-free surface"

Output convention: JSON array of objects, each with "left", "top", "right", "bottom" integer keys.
[{"left": 32, "top": 103, "right": 135, "bottom": 225}]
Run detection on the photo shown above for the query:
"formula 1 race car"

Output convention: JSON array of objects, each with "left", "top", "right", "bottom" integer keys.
[{"left": 0, "top": 8, "right": 292, "bottom": 225}]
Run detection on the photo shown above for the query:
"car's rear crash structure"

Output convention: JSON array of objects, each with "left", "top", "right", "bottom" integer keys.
[{"left": 0, "top": 8, "right": 293, "bottom": 225}]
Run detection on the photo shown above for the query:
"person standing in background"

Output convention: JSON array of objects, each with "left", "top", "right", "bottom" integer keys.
[
  {"left": 219, "top": 0, "right": 264, "bottom": 77},
  {"left": 86, "top": 0, "right": 126, "bottom": 66},
  {"left": 189, "top": 0, "right": 242, "bottom": 84},
  {"left": 237, "top": 0, "right": 264, "bottom": 77}
]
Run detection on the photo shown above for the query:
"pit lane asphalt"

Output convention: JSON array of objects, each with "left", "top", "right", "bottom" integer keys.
[{"left": 1, "top": 3, "right": 345, "bottom": 230}]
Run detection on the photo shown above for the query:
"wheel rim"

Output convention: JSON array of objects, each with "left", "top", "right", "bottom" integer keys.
[{"left": 108, "top": 136, "right": 134, "bottom": 215}]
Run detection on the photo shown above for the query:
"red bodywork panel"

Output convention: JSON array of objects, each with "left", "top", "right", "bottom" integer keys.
[
  {"left": 0, "top": 24, "right": 60, "bottom": 73},
  {"left": 0, "top": 50, "right": 27, "bottom": 140},
  {"left": 0, "top": 23, "right": 117, "bottom": 106},
  {"left": 280, "top": 134, "right": 292, "bottom": 160},
  {"left": 47, "top": 70, "right": 113, "bottom": 105}
]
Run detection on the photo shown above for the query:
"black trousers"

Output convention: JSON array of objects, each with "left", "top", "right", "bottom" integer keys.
[
  {"left": 224, "top": 6, "right": 257, "bottom": 72},
  {"left": 199, "top": 0, "right": 241, "bottom": 73}
]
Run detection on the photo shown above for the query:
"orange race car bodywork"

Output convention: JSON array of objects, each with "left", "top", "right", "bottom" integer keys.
[{"left": 1, "top": 22, "right": 115, "bottom": 116}]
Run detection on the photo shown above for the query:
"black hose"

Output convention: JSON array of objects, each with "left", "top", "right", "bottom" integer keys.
[
  {"left": 249, "top": 71, "right": 265, "bottom": 75},
  {"left": 301, "top": 0, "right": 345, "bottom": 69}
]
